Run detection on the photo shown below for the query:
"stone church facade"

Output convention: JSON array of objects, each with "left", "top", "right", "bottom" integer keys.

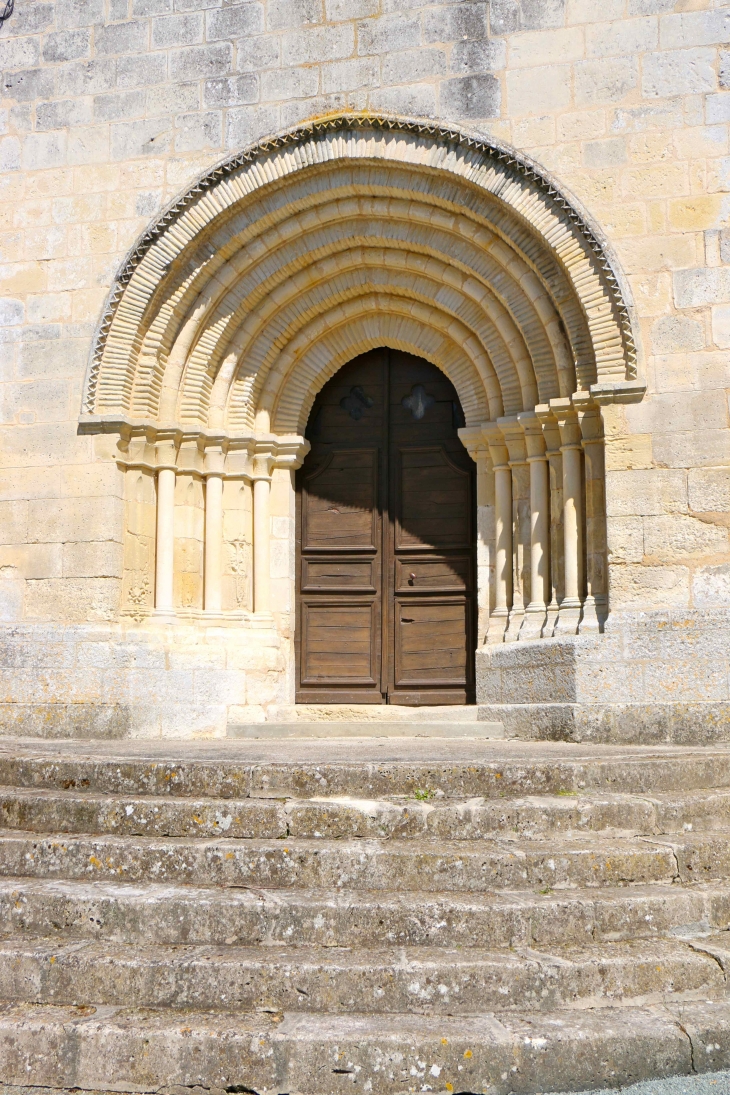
[{"left": 1, "top": 0, "right": 729, "bottom": 740}]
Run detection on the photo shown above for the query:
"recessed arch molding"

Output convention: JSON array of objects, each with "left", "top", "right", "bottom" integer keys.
[{"left": 80, "top": 114, "right": 644, "bottom": 637}]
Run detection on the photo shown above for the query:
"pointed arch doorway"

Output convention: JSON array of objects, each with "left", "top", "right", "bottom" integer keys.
[{"left": 295, "top": 348, "right": 476, "bottom": 705}]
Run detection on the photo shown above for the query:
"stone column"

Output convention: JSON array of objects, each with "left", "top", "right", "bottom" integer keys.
[
  {"left": 500, "top": 417, "right": 529, "bottom": 643},
  {"left": 155, "top": 461, "right": 176, "bottom": 613},
  {"left": 536, "top": 405, "right": 563, "bottom": 637},
  {"left": 252, "top": 450, "right": 273, "bottom": 617},
  {"left": 518, "top": 412, "right": 549, "bottom": 640},
  {"left": 203, "top": 448, "right": 225, "bottom": 614},
  {"left": 575, "top": 393, "right": 607, "bottom": 633},
  {"left": 250, "top": 435, "right": 311, "bottom": 621},
  {"left": 484, "top": 425, "right": 512, "bottom": 644},
  {"left": 552, "top": 399, "right": 584, "bottom": 634}
]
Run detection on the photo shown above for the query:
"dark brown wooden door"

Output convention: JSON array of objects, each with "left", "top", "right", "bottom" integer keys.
[{"left": 296, "top": 348, "right": 476, "bottom": 705}]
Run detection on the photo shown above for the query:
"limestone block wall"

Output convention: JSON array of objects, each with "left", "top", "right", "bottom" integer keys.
[
  {"left": 121, "top": 465, "right": 155, "bottom": 616},
  {"left": 0, "top": 618, "right": 285, "bottom": 737},
  {"left": 0, "top": 0, "right": 729, "bottom": 732}
]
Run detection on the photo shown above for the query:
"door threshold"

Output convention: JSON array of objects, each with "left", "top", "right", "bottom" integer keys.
[
  {"left": 227, "top": 718, "right": 504, "bottom": 740},
  {"left": 268, "top": 703, "right": 483, "bottom": 723}
]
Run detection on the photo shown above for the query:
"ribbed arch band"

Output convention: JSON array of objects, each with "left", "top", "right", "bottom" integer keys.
[{"left": 82, "top": 115, "right": 638, "bottom": 434}]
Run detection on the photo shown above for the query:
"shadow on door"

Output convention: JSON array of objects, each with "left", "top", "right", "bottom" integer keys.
[{"left": 295, "top": 348, "right": 476, "bottom": 705}]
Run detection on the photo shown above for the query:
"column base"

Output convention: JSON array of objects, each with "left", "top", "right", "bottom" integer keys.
[
  {"left": 250, "top": 611, "right": 275, "bottom": 628},
  {"left": 504, "top": 607, "right": 524, "bottom": 643},
  {"left": 554, "top": 598, "right": 582, "bottom": 634},
  {"left": 578, "top": 595, "right": 601, "bottom": 634},
  {"left": 486, "top": 609, "right": 509, "bottom": 644},
  {"left": 519, "top": 604, "right": 547, "bottom": 640},
  {"left": 150, "top": 608, "right": 177, "bottom": 624},
  {"left": 543, "top": 600, "right": 560, "bottom": 637}
]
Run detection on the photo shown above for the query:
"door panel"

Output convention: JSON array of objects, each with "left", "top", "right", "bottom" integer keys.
[
  {"left": 388, "top": 352, "right": 475, "bottom": 703},
  {"left": 395, "top": 448, "right": 472, "bottom": 549},
  {"left": 300, "top": 602, "right": 379, "bottom": 687},
  {"left": 394, "top": 598, "right": 473, "bottom": 683},
  {"left": 296, "top": 348, "right": 475, "bottom": 705},
  {"left": 301, "top": 449, "right": 379, "bottom": 552},
  {"left": 296, "top": 350, "right": 385, "bottom": 703},
  {"left": 394, "top": 556, "right": 470, "bottom": 592},
  {"left": 302, "top": 558, "right": 376, "bottom": 593}
]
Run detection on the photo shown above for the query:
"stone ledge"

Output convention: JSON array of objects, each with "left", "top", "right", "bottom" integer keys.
[{"left": 479, "top": 702, "right": 730, "bottom": 744}]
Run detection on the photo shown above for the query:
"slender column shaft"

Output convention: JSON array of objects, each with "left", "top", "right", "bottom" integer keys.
[
  {"left": 576, "top": 398, "right": 607, "bottom": 633},
  {"left": 534, "top": 407, "right": 563, "bottom": 636},
  {"left": 541, "top": 450, "right": 564, "bottom": 637},
  {"left": 494, "top": 464, "right": 513, "bottom": 614},
  {"left": 155, "top": 467, "right": 176, "bottom": 611},
  {"left": 528, "top": 455, "right": 550, "bottom": 609},
  {"left": 548, "top": 450, "right": 564, "bottom": 608},
  {"left": 503, "top": 458, "right": 528, "bottom": 642},
  {"left": 583, "top": 439, "right": 604, "bottom": 589},
  {"left": 204, "top": 473, "right": 223, "bottom": 613},
  {"left": 253, "top": 475, "right": 271, "bottom": 614},
  {"left": 562, "top": 443, "right": 583, "bottom": 603}
]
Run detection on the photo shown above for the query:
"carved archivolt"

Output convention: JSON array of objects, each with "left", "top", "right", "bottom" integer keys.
[
  {"left": 85, "top": 115, "right": 642, "bottom": 633},
  {"left": 81, "top": 114, "right": 642, "bottom": 442}
]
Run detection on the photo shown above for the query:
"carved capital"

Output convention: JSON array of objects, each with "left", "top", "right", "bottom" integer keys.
[
  {"left": 497, "top": 415, "right": 527, "bottom": 466},
  {"left": 251, "top": 434, "right": 310, "bottom": 480},
  {"left": 480, "top": 421, "right": 510, "bottom": 470},
  {"left": 456, "top": 426, "right": 486, "bottom": 463},
  {"left": 517, "top": 411, "right": 547, "bottom": 460},
  {"left": 549, "top": 398, "right": 582, "bottom": 448},
  {"left": 204, "top": 446, "right": 226, "bottom": 476}
]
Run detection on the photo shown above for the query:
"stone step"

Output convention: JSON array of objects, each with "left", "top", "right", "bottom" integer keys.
[
  {"left": 2, "top": 743, "right": 730, "bottom": 1095},
  {"left": 3, "top": 785, "right": 730, "bottom": 840},
  {"left": 1, "top": 829, "right": 726, "bottom": 891},
  {"left": 0, "top": 998, "right": 727, "bottom": 1094},
  {"left": 2, "top": 741, "right": 730, "bottom": 800},
  {"left": 264, "top": 704, "right": 489, "bottom": 722},
  {"left": 3, "top": 878, "right": 727, "bottom": 949},
  {"left": 0, "top": 936, "right": 722, "bottom": 1015},
  {"left": 228, "top": 720, "right": 505, "bottom": 739}
]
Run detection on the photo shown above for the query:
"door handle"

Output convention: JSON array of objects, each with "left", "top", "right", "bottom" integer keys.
[{"left": 401, "top": 617, "right": 414, "bottom": 623}]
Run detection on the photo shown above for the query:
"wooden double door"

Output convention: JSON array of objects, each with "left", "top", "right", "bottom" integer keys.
[{"left": 296, "top": 348, "right": 476, "bottom": 705}]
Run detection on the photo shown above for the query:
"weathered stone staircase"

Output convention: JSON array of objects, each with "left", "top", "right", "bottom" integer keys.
[{"left": 0, "top": 735, "right": 729, "bottom": 1094}]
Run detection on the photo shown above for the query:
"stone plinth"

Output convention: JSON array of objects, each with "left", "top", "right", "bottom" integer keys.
[{"left": 477, "top": 610, "right": 730, "bottom": 745}]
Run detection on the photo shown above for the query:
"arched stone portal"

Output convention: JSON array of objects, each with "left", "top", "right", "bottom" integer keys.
[{"left": 81, "top": 114, "right": 641, "bottom": 715}]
